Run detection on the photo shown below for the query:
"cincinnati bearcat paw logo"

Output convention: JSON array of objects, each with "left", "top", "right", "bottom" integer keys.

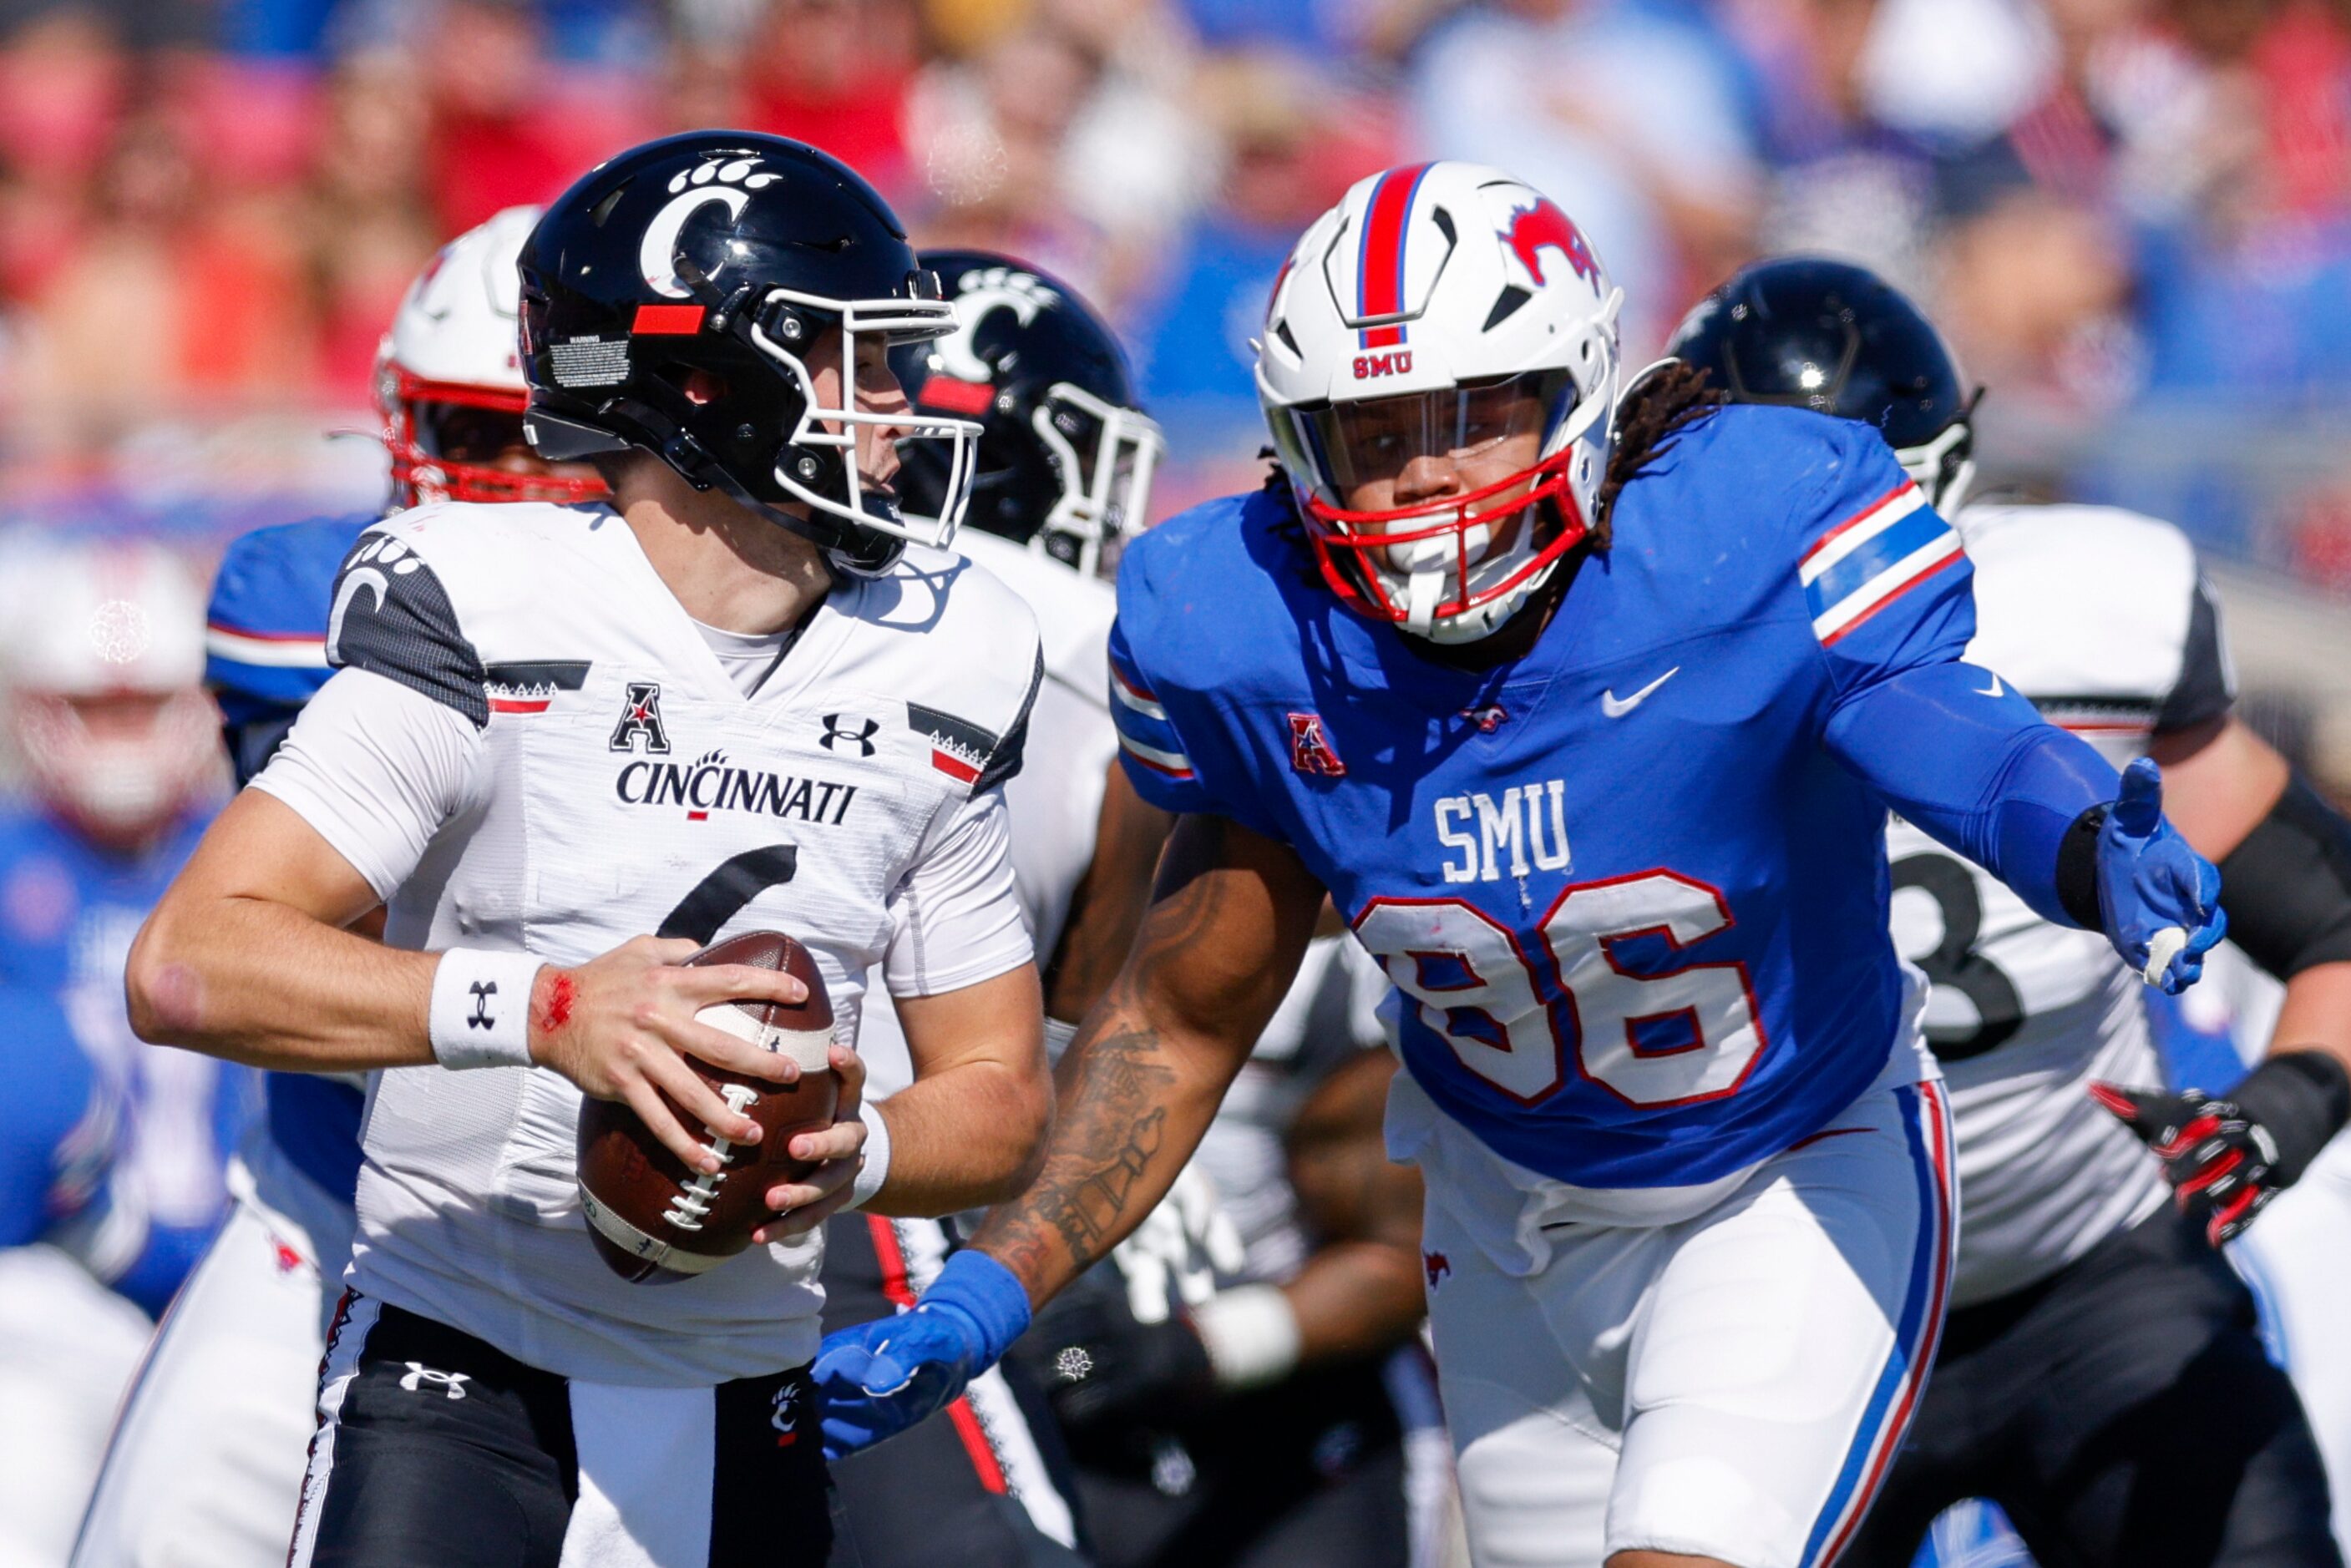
[{"left": 666, "top": 157, "right": 781, "bottom": 195}]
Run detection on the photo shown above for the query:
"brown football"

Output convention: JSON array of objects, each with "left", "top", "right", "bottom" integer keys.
[{"left": 576, "top": 930, "right": 840, "bottom": 1283}]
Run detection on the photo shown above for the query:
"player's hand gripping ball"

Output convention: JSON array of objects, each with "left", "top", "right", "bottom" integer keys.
[
  {"left": 2095, "top": 758, "right": 2227, "bottom": 994},
  {"left": 576, "top": 931, "right": 839, "bottom": 1282}
]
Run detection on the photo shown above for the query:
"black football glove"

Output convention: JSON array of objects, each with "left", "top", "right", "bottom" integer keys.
[
  {"left": 1016, "top": 1292, "right": 1216, "bottom": 1439},
  {"left": 2092, "top": 1050, "right": 2351, "bottom": 1246}
]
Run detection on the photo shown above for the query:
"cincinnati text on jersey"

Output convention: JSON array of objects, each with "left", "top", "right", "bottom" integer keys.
[{"left": 613, "top": 749, "right": 859, "bottom": 824}]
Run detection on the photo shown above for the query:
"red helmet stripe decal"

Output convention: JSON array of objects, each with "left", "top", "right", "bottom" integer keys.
[
  {"left": 918, "top": 376, "right": 995, "bottom": 416},
  {"left": 631, "top": 302, "right": 706, "bottom": 335},
  {"left": 1356, "top": 163, "right": 1432, "bottom": 350}
]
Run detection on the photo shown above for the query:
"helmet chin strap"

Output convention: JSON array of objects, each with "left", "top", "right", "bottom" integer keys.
[{"left": 705, "top": 460, "right": 907, "bottom": 579}]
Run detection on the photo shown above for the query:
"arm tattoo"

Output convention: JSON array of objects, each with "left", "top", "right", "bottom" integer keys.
[{"left": 980, "top": 817, "right": 1282, "bottom": 1291}]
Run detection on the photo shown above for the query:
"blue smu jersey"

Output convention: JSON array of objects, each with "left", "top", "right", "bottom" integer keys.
[
  {"left": 205, "top": 512, "right": 375, "bottom": 780},
  {"left": 205, "top": 511, "right": 375, "bottom": 1206},
  {"left": 0, "top": 805, "right": 254, "bottom": 1311},
  {"left": 0, "top": 984, "right": 113, "bottom": 1249},
  {"left": 1111, "top": 405, "right": 1971, "bottom": 1189}
]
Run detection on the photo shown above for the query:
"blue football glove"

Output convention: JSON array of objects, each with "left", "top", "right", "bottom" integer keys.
[
  {"left": 813, "top": 1248, "right": 1031, "bottom": 1461},
  {"left": 2095, "top": 757, "right": 2226, "bottom": 994}
]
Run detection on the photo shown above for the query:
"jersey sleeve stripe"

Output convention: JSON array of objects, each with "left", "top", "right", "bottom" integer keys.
[
  {"left": 1806, "top": 508, "right": 1954, "bottom": 624},
  {"left": 1108, "top": 664, "right": 1168, "bottom": 721},
  {"left": 1798, "top": 482, "right": 1925, "bottom": 583},
  {"left": 1803, "top": 1082, "right": 1955, "bottom": 1565},
  {"left": 1813, "top": 536, "right": 1965, "bottom": 648},
  {"left": 206, "top": 624, "right": 330, "bottom": 668},
  {"left": 1116, "top": 729, "right": 1195, "bottom": 781}
]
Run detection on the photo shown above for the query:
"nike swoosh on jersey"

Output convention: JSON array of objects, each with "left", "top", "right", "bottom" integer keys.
[
  {"left": 1976, "top": 672, "right": 2004, "bottom": 698},
  {"left": 1601, "top": 667, "right": 1680, "bottom": 718}
]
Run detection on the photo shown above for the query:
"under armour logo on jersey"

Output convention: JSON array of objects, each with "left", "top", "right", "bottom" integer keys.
[
  {"left": 1288, "top": 712, "right": 1346, "bottom": 776},
  {"left": 398, "top": 1363, "right": 471, "bottom": 1399},
  {"left": 610, "top": 682, "right": 672, "bottom": 755},
  {"left": 467, "top": 981, "right": 498, "bottom": 1030},
  {"left": 1423, "top": 1251, "right": 1452, "bottom": 1289},
  {"left": 819, "top": 714, "right": 879, "bottom": 756}
]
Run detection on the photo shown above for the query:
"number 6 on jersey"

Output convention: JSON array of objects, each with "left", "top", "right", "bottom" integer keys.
[{"left": 1355, "top": 871, "right": 1766, "bottom": 1108}]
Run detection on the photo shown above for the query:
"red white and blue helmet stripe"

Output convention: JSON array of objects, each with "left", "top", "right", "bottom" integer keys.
[{"left": 1354, "top": 163, "right": 1434, "bottom": 350}]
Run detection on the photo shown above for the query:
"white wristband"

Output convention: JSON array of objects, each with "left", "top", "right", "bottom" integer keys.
[
  {"left": 1043, "top": 1015, "right": 1080, "bottom": 1065},
  {"left": 428, "top": 949, "right": 545, "bottom": 1070},
  {"left": 849, "top": 1099, "right": 893, "bottom": 1209},
  {"left": 1192, "top": 1282, "right": 1301, "bottom": 1391}
]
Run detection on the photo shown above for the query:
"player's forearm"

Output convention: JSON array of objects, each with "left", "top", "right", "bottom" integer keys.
[
  {"left": 127, "top": 890, "right": 438, "bottom": 1070},
  {"left": 865, "top": 1056, "right": 1053, "bottom": 1215},
  {"left": 1282, "top": 1240, "right": 1427, "bottom": 1367},
  {"left": 2266, "top": 963, "right": 2351, "bottom": 1101},
  {"left": 980, "top": 812, "right": 1324, "bottom": 1308},
  {"left": 1828, "top": 660, "right": 2117, "bottom": 928},
  {"left": 972, "top": 979, "right": 1248, "bottom": 1307}
]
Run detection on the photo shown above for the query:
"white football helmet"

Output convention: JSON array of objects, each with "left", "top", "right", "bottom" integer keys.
[
  {"left": 3, "top": 541, "right": 217, "bottom": 847},
  {"left": 378, "top": 205, "right": 610, "bottom": 509},
  {"left": 1258, "top": 162, "right": 1625, "bottom": 643}
]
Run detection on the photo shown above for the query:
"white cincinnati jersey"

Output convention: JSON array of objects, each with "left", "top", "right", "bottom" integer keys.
[
  {"left": 252, "top": 501, "right": 1043, "bottom": 1384},
  {"left": 1891, "top": 502, "right": 2233, "bottom": 1306},
  {"left": 853, "top": 528, "right": 1118, "bottom": 1098}
]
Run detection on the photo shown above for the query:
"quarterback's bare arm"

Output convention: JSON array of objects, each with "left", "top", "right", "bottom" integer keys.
[
  {"left": 126, "top": 691, "right": 817, "bottom": 1179},
  {"left": 972, "top": 812, "right": 1327, "bottom": 1308},
  {"left": 2154, "top": 712, "right": 2351, "bottom": 1075}
]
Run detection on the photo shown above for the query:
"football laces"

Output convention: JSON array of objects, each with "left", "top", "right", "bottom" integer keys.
[{"left": 662, "top": 1083, "right": 761, "bottom": 1232}]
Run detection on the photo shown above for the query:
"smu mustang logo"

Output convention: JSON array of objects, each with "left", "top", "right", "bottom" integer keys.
[{"left": 1502, "top": 198, "right": 1600, "bottom": 292}]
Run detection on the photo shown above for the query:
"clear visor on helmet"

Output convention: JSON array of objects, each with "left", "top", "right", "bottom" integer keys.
[
  {"left": 1301, "top": 371, "right": 1576, "bottom": 504},
  {"left": 748, "top": 287, "right": 985, "bottom": 551}
]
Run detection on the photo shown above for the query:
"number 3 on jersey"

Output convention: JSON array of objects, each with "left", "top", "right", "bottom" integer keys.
[{"left": 1354, "top": 871, "right": 1767, "bottom": 1108}]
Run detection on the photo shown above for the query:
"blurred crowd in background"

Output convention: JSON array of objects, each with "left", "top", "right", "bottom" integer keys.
[
  {"left": 0, "top": 0, "right": 2344, "bottom": 560},
  {"left": 0, "top": 0, "right": 2348, "bottom": 1556}
]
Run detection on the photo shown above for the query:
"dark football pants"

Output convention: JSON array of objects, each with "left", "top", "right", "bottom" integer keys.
[
  {"left": 1844, "top": 1206, "right": 2343, "bottom": 1568},
  {"left": 1056, "top": 1355, "right": 1411, "bottom": 1568},
  {"left": 820, "top": 1213, "right": 1090, "bottom": 1568},
  {"left": 289, "top": 1294, "right": 834, "bottom": 1567}
]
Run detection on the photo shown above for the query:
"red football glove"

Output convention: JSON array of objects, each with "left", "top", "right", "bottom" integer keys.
[{"left": 2092, "top": 1051, "right": 2350, "bottom": 1247}]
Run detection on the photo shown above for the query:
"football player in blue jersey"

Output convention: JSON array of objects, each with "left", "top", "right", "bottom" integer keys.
[
  {"left": 0, "top": 538, "right": 245, "bottom": 1560},
  {"left": 71, "top": 206, "right": 607, "bottom": 1568},
  {"left": 1668, "top": 257, "right": 2351, "bottom": 1567},
  {"left": 812, "top": 159, "right": 2232, "bottom": 1568}
]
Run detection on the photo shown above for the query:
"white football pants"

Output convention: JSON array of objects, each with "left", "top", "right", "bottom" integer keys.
[
  {"left": 0, "top": 1244, "right": 154, "bottom": 1568},
  {"left": 1426, "top": 1080, "right": 1957, "bottom": 1568},
  {"left": 72, "top": 1150, "right": 352, "bottom": 1568},
  {"left": 2232, "top": 1135, "right": 2351, "bottom": 1556}
]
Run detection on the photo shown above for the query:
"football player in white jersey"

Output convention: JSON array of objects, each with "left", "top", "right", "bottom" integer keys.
[
  {"left": 813, "top": 247, "right": 1171, "bottom": 1566},
  {"left": 124, "top": 133, "right": 1057, "bottom": 1568},
  {"left": 1674, "top": 256, "right": 2351, "bottom": 1567},
  {"left": 73, "top": 205, "right": 611, "bottom": 1568}
]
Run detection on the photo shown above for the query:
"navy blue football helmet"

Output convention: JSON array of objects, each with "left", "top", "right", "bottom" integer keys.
[
  {"left": 1668, "top": 257, "right": 1979, "bottom": 513},
  {"left": 890, "top": 250, "right": 1163, "bottom": 579},
  {"left": 519, "top": 131, "right": 981, "bottom": 576}
]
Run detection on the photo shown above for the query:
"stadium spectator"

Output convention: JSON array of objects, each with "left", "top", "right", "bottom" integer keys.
[{"left": 1409, "top": 0, "right": 1761, "bottom": 348}]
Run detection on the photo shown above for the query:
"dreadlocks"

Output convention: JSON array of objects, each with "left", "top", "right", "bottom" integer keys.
[{"left": 1592, "top": 360, "right": 1725, "bottom": 548}]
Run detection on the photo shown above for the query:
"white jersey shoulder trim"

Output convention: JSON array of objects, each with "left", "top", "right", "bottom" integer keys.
[
  {"left": 1956, "top": 502, "right": 2227, "bottom": 739},
  {"left": 952, "top": 530, "right": 1115, "bottom": 712},
  {"left": 862, "top": 543, "right": 1046, "bottom": 793}
]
